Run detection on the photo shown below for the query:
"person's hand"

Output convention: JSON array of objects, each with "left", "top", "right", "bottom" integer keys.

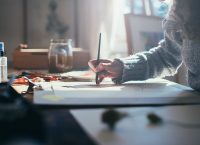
[{"left": 88, "top": 59, "right": 123, "bottom": 84}]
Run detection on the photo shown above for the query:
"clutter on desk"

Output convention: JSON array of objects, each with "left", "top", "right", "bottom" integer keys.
[
  {"left": 12, "top": 70, "right": 95, "bottom": 85},
  {"left": 12, "top": 70, "right": 96, "bottom": 96},
  {"left": 13, "top": 71, "right": 60, "bottom": 85}
]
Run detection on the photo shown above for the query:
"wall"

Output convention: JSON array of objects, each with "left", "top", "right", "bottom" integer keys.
[
  {"left": 0, "top": 0, "right": 76, "bottom": 64},
  {"left": 0, "top": 0, "right": 24, "bottom": 64},
  {"left": 27, "top": 0, "right": 76, "bottom": 48}
]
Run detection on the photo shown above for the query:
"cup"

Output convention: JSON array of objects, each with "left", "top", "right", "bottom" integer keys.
[{"left": 48, "top": 39, "right": 73, "bottom": 73}]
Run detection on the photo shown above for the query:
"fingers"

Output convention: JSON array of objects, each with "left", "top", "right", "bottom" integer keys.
[
  {"left": 88, "top": 61, "right": 97, "bottom": 72},
  {"left": 88, "top": 59, "right": 112, "bottom": 72},
  {"left": 98, "top": 70, "right": 118, "bottom": 79},
  {"left": 96, "top": 68, "right": 120, "bottom": 84},
  {"left": 97, "top": 63, "right": 113, "bottom": 72},
  {"left": 96, "top": 71, "right": 109, "bottom": 84},
  {"left": 96, "top": 75, "right": 104, "bottom": 85},
  {"left": 88, "top": 59, "right": 121, "bottom": 84}
]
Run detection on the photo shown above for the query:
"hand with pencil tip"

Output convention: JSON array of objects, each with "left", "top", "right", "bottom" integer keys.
[
  {"left": 88, "top": 59, "right": 123, "bottom": 84},
  {"left": 89, "top": 33, "right": 123, "bottom": 84}
]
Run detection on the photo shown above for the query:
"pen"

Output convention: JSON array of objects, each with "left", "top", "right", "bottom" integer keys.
[{"left": 95, "top": 33, "right": 101, "bottom": 85}]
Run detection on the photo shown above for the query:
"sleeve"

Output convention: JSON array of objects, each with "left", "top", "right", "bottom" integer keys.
[
  {"left": 115, "top": 20, "right": 183, "bottom": 83},
  {"left": 182, "top": 39, "right": 200, "bottom": 91}
]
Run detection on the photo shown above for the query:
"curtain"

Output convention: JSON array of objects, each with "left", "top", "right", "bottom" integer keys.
[{"left": 76, "top": 0, "right": 128, "bottom": 59}]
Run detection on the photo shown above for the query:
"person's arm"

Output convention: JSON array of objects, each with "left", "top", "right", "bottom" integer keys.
[
  {"left": 116, "top": 21, "right": 183, "bottom": 83},
  {"left": 88, "top": 20, "right": 183, "bottom": 84},
  {"left": 182, "top": 39, "right": 200, "bottom": 91}
]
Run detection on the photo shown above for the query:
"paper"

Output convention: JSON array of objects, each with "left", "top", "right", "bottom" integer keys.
[
  {"left": 60, "top": 70, "right": 111, "bottom": 82},
  {"left": 33, "top": 79, "right": 200, "bottom": 106}
]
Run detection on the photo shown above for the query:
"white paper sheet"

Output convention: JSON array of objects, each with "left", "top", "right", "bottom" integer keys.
[{"left": 33, "top": 79, "right": 200, "bottom": 106}]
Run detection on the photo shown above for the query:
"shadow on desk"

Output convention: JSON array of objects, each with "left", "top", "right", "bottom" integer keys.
[
  {"left": 0, "top": 83, "right": 96, "bottom": 145},
  {"left": 43, "top": 109, "right": 97, "bottom": 145}
]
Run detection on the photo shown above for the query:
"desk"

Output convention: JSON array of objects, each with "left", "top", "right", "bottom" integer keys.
[
  {"left": 11, "top": 78, "right": 200, "bottom": 145},
  {"left": 41, "top": 109, "right": 97, "bottom": 145},
  {"left": 71, "top": 106, "right": 200, "bottom": 145},
  {"left": 8, "top": 83, "right": 97, "bottom": 145}
]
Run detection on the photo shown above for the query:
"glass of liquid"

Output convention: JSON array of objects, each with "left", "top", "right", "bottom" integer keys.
[{"left": 48, "top": 39, "right": 73, "bottom": 73}]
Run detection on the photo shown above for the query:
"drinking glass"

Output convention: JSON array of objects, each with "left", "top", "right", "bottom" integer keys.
[{"left": 48, "top": 39, "right": 73, "bottom": 73}]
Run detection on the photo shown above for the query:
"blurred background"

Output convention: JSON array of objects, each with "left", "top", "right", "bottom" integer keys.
[{"left": 0, "top": 0, "right": 187, "bottom": 84}]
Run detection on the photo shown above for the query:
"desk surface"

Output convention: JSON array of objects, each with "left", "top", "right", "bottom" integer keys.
[
  {"left": 12, "top": 78, "right": 200, "bottom": 145},
  {"left": 42, "top": 109, "right": 97, "bottom": 145},
  {"left": 71, "top": 105, "right": 200, "bottom": 145}
]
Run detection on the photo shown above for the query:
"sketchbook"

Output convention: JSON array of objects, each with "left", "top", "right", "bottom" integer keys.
[{"left": 33, "top": 79, "right": 200, "bottom": 106}]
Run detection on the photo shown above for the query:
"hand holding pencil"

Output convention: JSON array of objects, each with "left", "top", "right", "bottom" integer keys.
[
  {"left": 88, "top": 59, "right": 123, "bottom": 84},
  {"left": 88, "top": 33, "right": 123, "bottom": 84}
]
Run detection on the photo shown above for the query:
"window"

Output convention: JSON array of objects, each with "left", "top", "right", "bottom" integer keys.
[
  {"left": 133, "top": 0, "right": 145, "bottom": 15},
  {"left": 124, "top": 0, "right": 171, "bottom": 18},
  {"left": 103, "top": 0, "right": 171, "bottom": 58},
  {"left": 150, "top": 0, "right": 170, "bottom": 17}
]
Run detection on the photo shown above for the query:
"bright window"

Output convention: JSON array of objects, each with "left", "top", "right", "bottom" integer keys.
[{"left": 124, "top": 0, "right": 171, "bottom": 17}]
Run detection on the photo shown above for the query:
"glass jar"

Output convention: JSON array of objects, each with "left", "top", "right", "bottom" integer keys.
[{"left": 48, "top": 39, "right": 73, "bottom": 73}]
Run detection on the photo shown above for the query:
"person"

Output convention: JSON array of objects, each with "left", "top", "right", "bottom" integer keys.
[{"left": 88, "top": 0, "right": 200, "bottom": 91}]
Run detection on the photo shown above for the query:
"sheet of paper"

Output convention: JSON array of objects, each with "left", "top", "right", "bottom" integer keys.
[{"left": 33, "top": 79, "right": 200, "bottom": 106}]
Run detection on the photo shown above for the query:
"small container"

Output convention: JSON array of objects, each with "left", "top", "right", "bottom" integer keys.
[
  {"left": 48, "top": 39, "right": 73, "bottom": 73},
  {"left": 0, "top": 42, "right": 7, "bottom": 83}
]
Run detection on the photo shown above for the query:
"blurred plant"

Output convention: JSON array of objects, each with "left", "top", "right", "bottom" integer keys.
[
  {"left": 101, "top": 108, "right": 200, "bottom": 131},
  {"left": 46, "top": 0, "right": 69, "bottom": 38},
  {"left": 101, "top": 109, "right": 128, "bottom": 130},
  {"left": 147, "top": 112, "right": 163, "bottom": 124}
]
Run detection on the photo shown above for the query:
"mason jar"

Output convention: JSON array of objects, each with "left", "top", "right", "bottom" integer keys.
[{"left": 48, "top": 39, "right": 73, "bottom": 73}]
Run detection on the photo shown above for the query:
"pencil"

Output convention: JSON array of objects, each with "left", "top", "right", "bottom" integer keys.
[{"left": 95, "top": 33, "right": 101, "bottom": 85}]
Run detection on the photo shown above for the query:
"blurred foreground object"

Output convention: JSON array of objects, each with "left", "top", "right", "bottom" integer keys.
[
  {"left": 101, "top": 109, "right": 128, "bottom": 130},
  {"left": 0, "top": 82, "right": 45, "bottom": 145},
  {"left": 147, "top": 112, "right": 163, "bottom": 125}
]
